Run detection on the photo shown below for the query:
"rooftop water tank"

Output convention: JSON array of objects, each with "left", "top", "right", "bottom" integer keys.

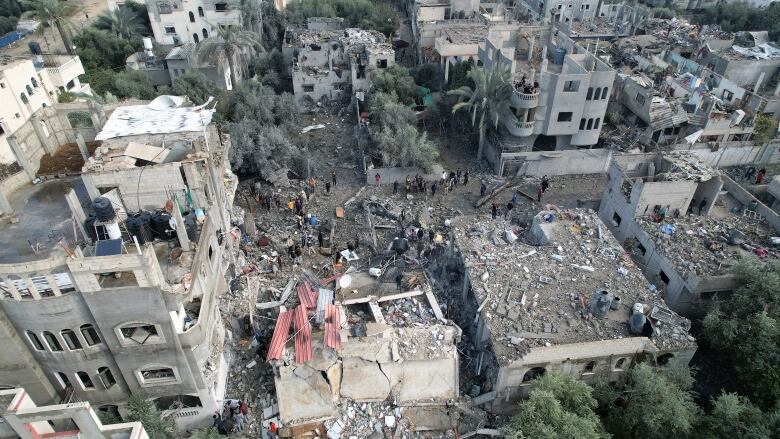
[
  {"left": 92, "top": 197, "right": 115, "bottom": 222},
  {"left": 589, "top": 290, "right": 613, "bottom": 318},
  {"left": 553, "top": 47, "right": 566, "bottom": 65}
]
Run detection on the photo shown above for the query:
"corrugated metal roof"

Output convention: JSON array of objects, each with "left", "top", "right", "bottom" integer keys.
[
  {"left": 297, "top": 281, "right": 317, "bottom": 308},
  {"left": 266, "top": 310, "right": 292, "bottom": 362},
  {"left": 293, "top": 304, "right": 313, "bottom": 364},
  {"left": 316, "top": 288, "right": 334, "bottom": 324},
  {"left": 324, "top": 304, "right": 341, "bottom": 350}
]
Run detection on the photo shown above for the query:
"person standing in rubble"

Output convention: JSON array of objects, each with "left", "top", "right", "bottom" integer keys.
[
  {"left": 277, "top": 253, "right": 283, "bottom": 270},
  {"left": 541, "top": 175, "right": 550, "bottom": 193},
  {"left": 325, "top": 180, "right": 331, "bottom": 194},
  {"left": 375, "top": 172, "right": 381, "bottom": 186},
  {"left": 318, "top": 230, "right": 324, "bottom": 247},
  {"left": 331, "top": 169, "right": 337, "bottom": 187},
  {"left": 756, "top": 168, "right": 767, "bottom": 184},
  {"left": 294, "top": 245, "right": 303, "bottom": 265},
  {"left": 431, "top": 182, "right": 437, "bottom": 197},
  {"left": 393, "top": 180, "right": 399, "bottom": 194},
  {"left": 537, "top": 186, "right": 543, "bottom": 202},
  {"left": 395, "top": 273, "right": 403, "bottom": 291},
  {"left": 491, "top": 202, "right": 498, "bottom": 219},
  {"left": 440, "top": 170, "right": 447, "bottom": 186},
  {"left": 286, "top": 236, "right": 295, "bottom": 259},
  {"left": 307, "top": 176, "right": 316, "bottom": 193},
  {"left": 463, "top": 171, "right": 469, "bottom": 186},
  {"left": 480, "top": 181, "right": 486, "bottom": 197},
  {"left": 429, "top": 229, "right": 435, "bottom": 243}
]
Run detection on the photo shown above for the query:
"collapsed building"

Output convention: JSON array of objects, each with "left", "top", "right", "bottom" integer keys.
[
  {"left": 598, "top": 152, "right": 780, "bottom": 315},
  {"left": 283, "top": 18, "right": 396, "bottom": 106},
  {"left": 0, "top": 96, "right": 238, "bottom": 430},
  {"left": 443, "top": 208, "right": 696, "bottom": 411}
]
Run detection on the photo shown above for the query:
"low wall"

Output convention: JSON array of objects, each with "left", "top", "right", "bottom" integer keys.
[
  {"left": 675, "top": 141, "right": 780, "bottom": 168},
  {"left": 0, "top": 171, "right": 32, "bottom": 215},
  {"left": 365, "top": 165, "right": 444, "bottom": 186},
  {"left": 504, "top": 148, "right": 613, "bottom": 177},
  {"left": 721, "top": 175, "right": 780, "bottom": 231}
]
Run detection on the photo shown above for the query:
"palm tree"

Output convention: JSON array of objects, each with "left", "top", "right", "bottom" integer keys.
[
  {"left": 93, "top": 7, "right": 147, "bottom": 40},
  {"left": 22, "top": 0, "right": 77, "bottom": 55},
  {"left": 232, "top": 0, "right": 263, "bottom": 40},
  {"left": 448, "top": 65, "right": 516, "bottom": 160},
  {"left": 196, "top": 24, "right": 260, "bottom": 89}
]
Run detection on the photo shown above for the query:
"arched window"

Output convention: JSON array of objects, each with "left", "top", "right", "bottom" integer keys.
[
  {"left": 26, "top": 331, "right": 44, "bottom": 351},
  {"left": 61, "top": 329, "right": 82, "bottom": 350},
  {"left": 601, "top": 87, "right": 609, "bottom": 99},
  {"left": 76, "top": 371, "right": 95, "bottom": 389},
  {"left": 614, "top": 358, "right": 626, "bottom": 370},
  {"left": 579, "top": 118, "right": 586, "bottom": 130},
  {"left": 31, "top": 77, "right": 38, "bottom": 87},
  {"left": 594, "top": 87, "right": 601, "bottom": 100},
  {"left": 198, "top": 6, "right": 204, "bottom": 16},
  {"left": 189, "top": 11, "right": 195, "bottom": 22},
  {"left": 20, "top": 92, "right": 28, "bottom": 104},
  {"left": 43, "top": 331, "right": 63, "bottom": 351},
  {"left": 97, "top": 367, "right": 117, "bottom": 388},
  {"left": 80, "top": 324, "right": 101, "bottom": 346},
  {"left": 586, "top": 119, "right": 593, "bottom": 130},
  {"left": 586, "top": 87, "right": 593, "bottom": 100},
  {"left": 583, "top": 361, "right": 596, "bottom": 372},
  {"left": 594, "top": 118, "right": 600, "bottom": 129},
  {"left": 55, "top": 372, "right": 71, "bottom": 389},
  {"left": 193, "top": 33, "right": 199, "bottom": 43},
  {"left": 522, "top": 367, "right": 546, "bottom": 382},
  {"left": 202, "top": 28, "right": 208, "bottom": 39},
  {"left": 26, "top": 85, "right": 32, "bottom": 95}
]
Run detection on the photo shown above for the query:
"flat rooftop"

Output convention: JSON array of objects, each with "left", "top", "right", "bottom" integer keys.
[
  {"left": 95, "top": 96, "right": 216, "bottom": 141},
  {"left": 0, "top": 177, "right": 85, "bottom": 264},
  {"left": 616, "top": 152, "right": 719, "bottom": 183},
  {"left": 453, "top": 209, "right": 695, "bottom": 365}
]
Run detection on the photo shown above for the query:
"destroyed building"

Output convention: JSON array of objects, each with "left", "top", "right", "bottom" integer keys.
[
  {"left": 0, "top": 96, "right": 238, "bottom": 430},
  {"left": 283, "top": 18, "right": 396, "bottom": 106},
  {"left": 477, "top": 26, "right": 616, "bottom": 174},
  {"left": 127, "top": 39, "right": 235, "bottom": 90},
  {"left": 598, "top": 152, "right": 780, "bottom": 315},
  {"left": 0, "top": 387, "right": 149, "bottom": 438},
  {"left": 265, "top": 268, "right": 461, "bottom": 433},
  {"left": 446, "top": 208, "right": 696, "bottom": 412}
]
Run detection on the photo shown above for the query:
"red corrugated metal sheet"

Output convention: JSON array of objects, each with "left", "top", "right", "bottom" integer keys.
[
  {"left": 297, "top": 282, "right": 317, "bottom": 308},
  {"left": 266, "top": 310, "right": 292, "bottom": 362},
  {"left": 293, "top": 304, "right": 313, "bottom": 364},
  {"left": 323, "top": 304, "right": 341, "bottom": 350},
  {"left": 320, "top": 273, "right": 343, "bottom": 287}
]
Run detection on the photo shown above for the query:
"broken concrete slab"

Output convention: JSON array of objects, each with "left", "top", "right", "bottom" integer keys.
[
  {"left": 275, "top": 364, "right": 338, "bottom": 424},
  {"left": 340, "top": 357, "right": 391, "bottom": 401},
  {"left": 403, "top": 406, "right": 456, "bottom": 431}
]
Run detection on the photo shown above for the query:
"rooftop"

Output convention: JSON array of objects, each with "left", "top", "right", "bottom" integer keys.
[
  {"left": 452, "top": 209, "right": 695, "bottom": 365},
  {"left": 94, "top": 96, "right": 215, "bottom": 141},
  {"left": 616, "top": 151, "right": 719, "bottom": 183}
]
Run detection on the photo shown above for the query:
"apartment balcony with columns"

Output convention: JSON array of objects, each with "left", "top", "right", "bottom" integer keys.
[{"left": 512, "top": 83, "right": 540, "bottom": 108}]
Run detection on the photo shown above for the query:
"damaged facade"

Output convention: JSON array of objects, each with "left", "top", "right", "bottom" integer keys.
[
  {"left": 283, "top": 18, "right": 395, "bottom": 106},
  {"left": 446, "top": 208, "right": 696, "bottom": 411},
  {"left": 0, "top": 96, "right": 238, "bottom": 430},
  {"left": 126, "top": 40, "right": 234, "bottom": 90}
]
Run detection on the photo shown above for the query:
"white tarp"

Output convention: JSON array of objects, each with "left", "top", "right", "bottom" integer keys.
[{"left": 95, "top": 96, "right": 214, "bottom": 140}]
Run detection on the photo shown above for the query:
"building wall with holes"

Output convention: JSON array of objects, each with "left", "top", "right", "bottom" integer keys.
[{"left": 146, "top": 0, "right": 241, "bottom": 46}]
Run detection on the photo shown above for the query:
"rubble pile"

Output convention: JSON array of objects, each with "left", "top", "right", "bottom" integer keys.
[
  {"left": 658, "top": 152, "right": 719, "bottom": 182},
  {"left": 323, "top": 401, "right": 460, "bottom": 439},
  {"left": 453, "top": 208, "right": 695, "bottom": 365},
  {"left": 637, "top": 212, "right": 775, "bottom": 277}
]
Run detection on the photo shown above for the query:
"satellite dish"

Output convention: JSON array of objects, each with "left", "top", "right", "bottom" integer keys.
[{"left": 339, "top": 274, "right": 352, "bottom": 288}]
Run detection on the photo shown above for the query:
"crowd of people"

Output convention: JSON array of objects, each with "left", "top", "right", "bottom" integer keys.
[{"left": 211, "top": 399, "right": 251, "bottom": 435}]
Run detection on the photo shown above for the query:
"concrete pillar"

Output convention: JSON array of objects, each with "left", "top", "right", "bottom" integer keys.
[
  {"left": 172, "top": 199, "right": 191, "bottom": 251},
  {"left": 444, "top": 57, "right": 450, "bottom": 83},
  {"left": 0, "top": 191, "right": 13, "bottom": 215},
  {"left": 81, "top": 174, "right": 100, "bottom": 201},
  {"left": 88, "top": 101, "right": 102, "bottom": 131},
  {"left": 0, "top": 276, "right": 22, "bottom": 300},
  {"left": 24, "top": 276, "right": 41, "bottom": 300},
  {"left": 7, "top": 136, "right": 36, "bottom": 181},
  {"left": 755, "top": 72, "right": 766, "bottom": 94},
  {"left": 65, "top": 189, "right": 88, "bottom": 241},
  {"left": 44, "top": 273, "right": 61, "bottom": 296},
  {"left": 76, "top": 134, "right": 89, "bottom": 162},
  {"left": 31, "top": 117, "right": 56, "bottom": 155},
  {"left": 528, "top": 36, "right": 535, "bottom": 61}
]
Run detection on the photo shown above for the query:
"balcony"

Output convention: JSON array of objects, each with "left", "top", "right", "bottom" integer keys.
[
  {"left": 512, "top": 89, "right": 539, "bottom": 109},
  {"left": 42, "top": 55, "right": 85, "bottom": 89},
  {"left": 507, "top": 120, "right": 535, "bottom": 137}
]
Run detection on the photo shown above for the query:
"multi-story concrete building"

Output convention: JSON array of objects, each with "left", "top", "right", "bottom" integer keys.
[
  {"left": 146, "top": 0, "right": 241, "bottom": 45},
  {"left": 0, "top": 97, "right": 238, "bottom": 430},
  {"left": 0, "top": 54, "right": 89, "bottom": 164},
  {"left": 0, "top": 387, "right": 149, "bottom": 438},
  {"left": 283, "top": 19, "right": 395, "bottom": 106},
  {"left": 126, "top": 41, "right": 234, "bottom": 90},
  {"left": 477, "top": 26, "right": 615, "bottom": 174},
  {"left": 446, "top": 208, "right": 697, "bottom": 412},
  {"left": 595, "top": 152, "right": 777, "bottom": 316}
]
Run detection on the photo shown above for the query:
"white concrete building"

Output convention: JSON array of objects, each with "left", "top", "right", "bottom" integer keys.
[
  {"left": 146, "top": 0, "right": 241, "bottom": 45},
  {"left": 0, "top": 54, "right": 89, "bottom": 165}
]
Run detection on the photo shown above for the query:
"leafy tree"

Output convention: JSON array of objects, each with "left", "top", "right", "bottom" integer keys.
[
  {"left": 695, "top": 2, "right": 780, "bottom": 41},
  {"left": 110, "top": 70, "right": 156, "bottom": 100},
  {"left": 171, "top": 71, "right": 221, "bottom": 105},
  {"left": 752, "top": 112, "right": 777, "bottom": 145},
  {"left": 377, "top": 123, "right": 439, "bottom": 171},
  {"left": 231, "top": 0, "right": 284, "bottom": 50},
  {"left": 228, "top": 80, "right": 298, "bottom": 130},
  {"left": 74, "top": 27, "right": 140, "bottom": 71},
  {"left": 22, "top": 0, "right": 76, "bottom": 54},
  {"left": 413, "top": 63, "right": 444, "bottom": 92},
  {"left": 447, "top": 58, "right": 474, "bottom": 90},
  {"left": 196, "top": 24, "right": 260, "bottom": 92},
  {"left": 371, "top": 64, "right": 419, "bottom": 105},
  {"left": 651, "top": 7, "right": 676, "bottom": 19},
  {"left": 0, "top": 0, "right": 23, "bottom": 19},
  {"left": 57, "top": 91, "right": 76, "bottom": 103},
  {"left": 501, "top": 373, "right": 607, "bottom": 439},
  {"left": 700, "top": 393, "right": 774, "bottom": 439},
  {"left": 593, "top": 363, "right": 700, "bottom": 439},
  {"left": 370, "top": 91, "right": 415, "bottom": 131},
  {"left": 286, "top": 0, "right": 398, "bottom": 36},
  {"left": 124, "top": 394, "right": 176, "bottom": 439},
  {"left": 248, "top": 48, "right": 287, "bottom": 92},
  {"left": 449, "top": 65, "right": 514, "bottom": 160},
  {"left": 93, "top": 7, "right": 147, "bottom": 40},
  {"left": 702, "top": 262, "right": 780, "bottom": 408},
  {"left": 228, "top": 121, "right": 299, "bottom": 179},
  {"left": 82, "top": 68, "right": 117, "bottom": 96}
]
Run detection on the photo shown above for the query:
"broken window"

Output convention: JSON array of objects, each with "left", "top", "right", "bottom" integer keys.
[
  {"left": 637, "top": 240, "right": 646, "bottom": 256},
  {"left": 583, "top": 361, "right": 596, "bottom": 373},
  {"left": 215, "top": 2, "right": 227, "bottom": 11},
  {"left": 656, "top": 353, "right": 674, "bottom": 366},
  {"left": 55, "top": 372, "right": 71, "bottom": 389},
  {"left": 81, "top": 324, "right": 101, "bottom": 346},
  {"left": 659, "top": 270, "right": 670, "bottom": 285},
  {"left": 376, "top": 59, "right": 388, "bottom": 69},
  {"left": 612, "top": 212, "right": 622, "bottom": 226},
  {"left": 309, "top": 43, "right": 321, "bottom": 51},
  {"left": 723, "top": 89, "right": 734, "bottom": 101},
  {"left": 635, "top": 93, "right": 645, "bottom": 106},
  {"left": 164, "top": 26, "right": 176, "bottom": 34},
  {"left": 302, "top": 85, "right": 314, "bottom": 93},
  {"left": 557, "top": 112, "right": 573, "bottom": 122},
  {"left": 563, "top": 80, "right": 580, "bottom": 92},
  {"left": 76, "top": 371, "right": 95, "bottom": 389},
  {"left": 43, "top": 331, "right": 63, "bottom": 351},
  {"left": 614, "top": 358, "right": 626, "bottom": 370},
  {"left": 601, "top": 87, "right": 609, "bottom": 99},
  {"left": 98, "top": 367, "right": 116, "bottom": 389},
  {"left": 120, "top": 323, "right": 161, "bottom": 345},
  {"left": 333, "top": 83, "right": 346, "bottom": 91},
  {"left": 27, "top": 331, "right": 44, "bottom": 351},
  {"left": 157, "top": 2, "right": 172, "bottom": 14},
  {"left": 153, "top": 394, "right": 202, "bottom": 411},
  {"left": 61, "top": 329, "right": 82, "bottom": 350},
  {"left": 522, "top": 367, "right": 546, "bottom": 382},
  {"left": 140, "top": 367, "right": 177, "bottom": 384},
  {"left": 664, "top": 127, "right": 673, "bottom": 135}
]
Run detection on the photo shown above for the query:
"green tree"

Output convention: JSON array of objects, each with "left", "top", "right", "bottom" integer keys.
[
  {"left": 447, "top": 58, "right": 474, "bottom": 90},
  {"left": 370, "top": 91, "right": 416, "bottom": 131},
  {"left": 228, "top": 80, "right": 298, "bottom": 130},
  {"left": 377, "top": 123, "right": 439, "bottom": 171},
  {"left": 247, "top": 48, "right": 287, "bottom": 92},
  {"left": 501, "top": 373, "right": 607, "bottom": 439},
  {"left": 286, "top": 0, "right": 398, "bottom": 36},
  {"left": 196, "top": 24, "right": 260, "bottom": 92},
  {"left": 228, "top": 121, "right": 299, "bottom": 179},
  {"left": 413, "top": 63, "right": 444, "bottom": 92},
  {"left": 700, "top": 393, "right": 774, "bottom": 439},
  {"left": 371, "top": 64, "right": 419, "bottom": 105},
  {"left": 0, "top": 0, "right": 23, "bottom": 19},
  {"left": 448, "top": 65, "right": 514, "bottom": 160},
  {"left": 124, "top": 394, "right": 176, "bottom": 439},
  {"left": 74, "top": 27, "right": 141, "bottom": 71},
  {"left": 752, "top": 112, "right": 778, "bottom": 145},
  {"left": 22, "top": 0, "right": 76, "bottom": 54},
  {"left": 93, "top": 7, "right": 147, "bottom": 40},
  {"left": 0, "top": 16, "right": 18, "bottom": 35},
  {"left": 171, "top": 71, "right": 221, "bottom": 105},
  {"left": 702, "top": 262, "right": 780, "bottom": 408},
  {"left": 188, "top": 427, "right": 223, "bottom": 439},
  {"left": 593, "top": 363, "right": 700, "bottom": 439},
  {"left": 111, "top": 70, "right": 156, "bottom": 100}
]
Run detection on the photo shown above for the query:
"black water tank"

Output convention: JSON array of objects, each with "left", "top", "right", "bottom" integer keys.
[
  {"left": 84, "top": 215, "right": 108, "bottom": 241},
  {"left": 151, "top": 211, "right": 174, "bottom": 240},
  {"left": 184, "top": 212, "right": 198, "bottom": 243},
  {"left": 92, "top": 197, "right": 115, "bottom": 222},
  {"left": 28, "top": 41, "right": 41, "bottom": 55}
]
